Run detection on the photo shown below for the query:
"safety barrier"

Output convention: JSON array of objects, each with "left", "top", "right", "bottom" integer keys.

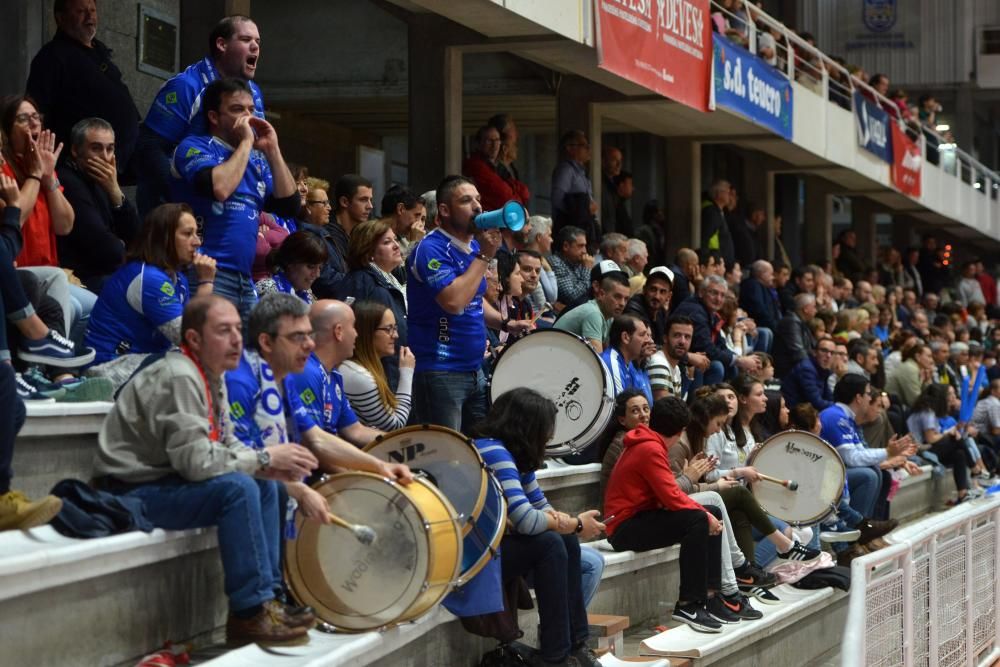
[{"left": 841, "top": 496, "right": 1000, "bottom": 667}]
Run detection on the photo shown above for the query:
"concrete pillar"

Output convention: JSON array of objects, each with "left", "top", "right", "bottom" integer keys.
[
  {"left": 802, "top": 176, "right": 835, "bottom": 266},
  {"left": 664, "top": 138, "right": 701, "bottom": 256},
  {"left": 0, "top": 1, "right": 45, "bottom": 97},
  {"left": 850, "top": 197, "right": 879, "bottom": 270},
  {"left": 406, "top": 15, "right": 480, "bottom": 192},
  {"left": 180, "top": 0, "right": 229, "bottom": 65}
]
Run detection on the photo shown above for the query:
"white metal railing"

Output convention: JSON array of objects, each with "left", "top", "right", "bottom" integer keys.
[
  {"left": 709, "top": 0, "right": 1000, "bottom": 202},
  {"left": 841, "top": 496, "right": 1000, "bottom": 667}
]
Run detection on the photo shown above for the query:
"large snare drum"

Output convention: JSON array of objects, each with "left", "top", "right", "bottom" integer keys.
[
  {"left": 489, "top": 329, "right": 615, "bottom": 456},
  {"left": 747, "top": 430, "right": 846, "bottom": 526},
  {"left": 365, "top": 425, "right": 506, "bottom": 584},
  {"left": 285, "top": 472, "right": 462, "bottom": 631}
]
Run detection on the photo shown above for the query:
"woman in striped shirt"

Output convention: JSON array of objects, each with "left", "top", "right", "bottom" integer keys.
[
  {"left": 474, "top": 388, "right": 604, "bottom": 667},
  {"left": 340, "top": 300, "right": 414, "bottom": 431}
]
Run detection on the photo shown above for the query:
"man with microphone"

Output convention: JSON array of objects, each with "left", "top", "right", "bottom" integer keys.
[{"left": 406, "top": 175, "right": 532, "bottom": 432}]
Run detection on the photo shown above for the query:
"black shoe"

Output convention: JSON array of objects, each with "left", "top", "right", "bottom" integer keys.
[
  {"left": 746, "top": 586, "right": 782, "bottom": 604},
  {"left": 857, "top": 518, "right": 898, "bottom": 545},
  {"left": 705, "top": 595, "right": 742, "bottom": 624},
  {"left": 672, "top": 601, "right": 723, "bottom": 633},
  {"left": 722, "top": 592, "right": 764, "bottom": 620},
  {"left": 776, "top": 540, "right": 822, "bottom": 562},
  {"left": 734, "top": 560, "right": 778, "bottom": 589},
  {"left": 570, "top": 643, "right": 600, "bottom": 667}
]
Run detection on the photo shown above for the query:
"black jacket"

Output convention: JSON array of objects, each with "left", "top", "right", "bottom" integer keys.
[
  {"left": 672, "top": 295, "right": 734, "bottom": 367},
  {"left": 700, "top": 204, "right": 735, "bottom": 267},
  {"left": 774, "top": 311, "right": 815, "bottom": 378},
  {"left": 739, "top": 277, "right": 783, "bottom": 332},
  {"left": 624, "top": 294, "right": 668, "bottom": 344},
  {"left": 300, "top": 221, "right": 348, "bottom": 298}
]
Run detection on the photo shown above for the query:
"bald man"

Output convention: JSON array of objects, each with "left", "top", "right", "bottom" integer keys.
[
  {"left": 670, "top": 248, "right": 699, "bottom": 312},
  {"left": 289, "top": 299, "right": 383, "bottom": 448}
]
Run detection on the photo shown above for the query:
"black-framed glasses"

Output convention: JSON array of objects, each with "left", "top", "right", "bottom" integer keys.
[{"left": 374, "top": 324, "right": 399, "bottom": 335}]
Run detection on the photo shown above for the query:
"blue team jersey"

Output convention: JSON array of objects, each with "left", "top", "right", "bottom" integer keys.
[
  {"left": 172, "top": 134, "right": 274, "bottom": 275},
  {"left": 85, "top": 262, "right": 189, "bottom": 364},
  {"left": 601, "top": 347, "right": 653, "bottom": 404},
  {"left": 291, "top": 353, "right": 359, "bottom": 435},
  {"left": 144, "top": 57, "right": 266, "bottom": 144},
  {"left": 406, "top": 229, "right": 487, "bottom": 372},
  {"left": 819, "top": 404, "right": 864, "bottom": 449},
  {"left": 226, "top": 351, "right": 316, "bottom": 449}
]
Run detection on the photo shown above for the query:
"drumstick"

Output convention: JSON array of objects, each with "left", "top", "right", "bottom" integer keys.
[
  {"left": 757, "top": 473, "right": 799, "bottom": 491},
  {"left": 328, "top": 512, "right": 377, "bottom": 545}
]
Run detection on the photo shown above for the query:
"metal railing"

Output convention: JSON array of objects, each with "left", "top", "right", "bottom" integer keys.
[
  {"left": 709, "top": 0, "right": 1000, "bottom": 202},
  {"left": 840, "top": 496, "right": 1000, "bottom": 667}
]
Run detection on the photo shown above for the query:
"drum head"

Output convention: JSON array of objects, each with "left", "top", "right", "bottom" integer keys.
[
  {"left": 747, "top": 430, "right": 846, "bottom": 525},
  {"left": 490, "top": 330, "right": 612, "bottom": 454},
  {"left": 285, "top": 472, "right": 461, "bottom": 631},
  {"left": 365, "top": 425, "right": 487, "bottom": 535},
  {"left": 459, "top": 473, "right": 506, "bottom": 584}
]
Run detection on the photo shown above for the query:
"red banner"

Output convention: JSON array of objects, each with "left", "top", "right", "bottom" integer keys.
[
  {"left": 595, "top": 0, "right": 712, "bottom": 112},
  {"left": 891, "top": 122, "right": 922, "bottom": 197}
]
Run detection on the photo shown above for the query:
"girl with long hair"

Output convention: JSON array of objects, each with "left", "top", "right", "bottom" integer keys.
[{"left": 907, "top": 383, "right": 972, "bottom": 503}]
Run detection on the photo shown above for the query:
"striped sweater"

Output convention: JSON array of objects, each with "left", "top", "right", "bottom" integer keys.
[
  {"left": 339, "top": 360, "right": 413, "bottom": 431},
  {"left": 475, "top": 438, "right": 553, "bottom": 535}
]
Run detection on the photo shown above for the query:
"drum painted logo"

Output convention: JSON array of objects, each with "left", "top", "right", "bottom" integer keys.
[
  {"left": 862, "top": 0, "right": 896, "bottom": 33},
  {"left": 555, "top": 377, "right": 583, "bottom": 421},
  {"left": 785, "top": 440, "right": 823, "bottom": 462}
]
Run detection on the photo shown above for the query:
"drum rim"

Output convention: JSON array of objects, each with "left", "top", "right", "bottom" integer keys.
[
  {"left": 457, "top": 473, "right": 507, "bottom": 585},
  {"left": 746, "top": 429, "right": 846, "bottom": 526},
  {"left": 363, "top": 424, "right": 489, "bottom": 535},
  {"left": 488, "top": 328, "right": 614, "bottom": 455},
  {"left": 286, "top": 471, "right": 462, "bottom": 631}
]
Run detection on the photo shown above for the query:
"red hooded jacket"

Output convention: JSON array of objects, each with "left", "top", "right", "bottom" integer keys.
[{"left": 604, "top": 424, "right": 707, "bottom": 536}]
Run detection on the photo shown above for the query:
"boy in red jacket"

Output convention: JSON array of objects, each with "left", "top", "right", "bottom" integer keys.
[{"left": 604, "top": 396, "right": 727, "bottom": 633}]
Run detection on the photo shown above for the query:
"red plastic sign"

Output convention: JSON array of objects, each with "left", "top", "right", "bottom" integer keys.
[
  {"left": 595, "top": 0, "right": 712, "bottom": 112},
  {"left": 890, "top": 121, "right": 922, "bottom": 197}
]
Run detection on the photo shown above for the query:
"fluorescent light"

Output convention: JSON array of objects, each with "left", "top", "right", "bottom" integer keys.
[{"left": 936, "top": 123, "right": 950, "bottom": 132}]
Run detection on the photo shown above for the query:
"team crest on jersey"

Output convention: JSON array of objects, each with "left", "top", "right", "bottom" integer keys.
[
  {"left": 159, "top": 281, "right": 175, "bottom": 297},
  {"left": 185, "top": 147, "right": 201, "bottom": 158},
  {"left": 862, "top": 0, "right": 896, "bottom": 33},
  {"left": 300, "top": 388, "right": 316, "bottom": 405},
  {"left": 165, "top": 92, "right": 178, "bottom": 104},
  {"left": 230, "top": 401, "right": 246, "bottom": 419},
  {"left": 427, "top": 258, "right": 442, "bottom": 271}
]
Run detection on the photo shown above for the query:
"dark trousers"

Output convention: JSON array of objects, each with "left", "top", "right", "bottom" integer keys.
[
  {"left": 500, "top": 531, "right": 588, "bottom": 663},
  {"left": 718, "top": 484, "right": 778, "bottom": 563},
  {"left": 0, "top": 362, "right": 25, "bottom": 493},
  {"left": 610, "top": 506, "right": 723, "bottom": 604},
  {"left": 932, "top": 435, "right": 972, "bottom": 492}
]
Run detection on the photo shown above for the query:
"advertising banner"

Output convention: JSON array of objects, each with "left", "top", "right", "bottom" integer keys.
[
  {"left": 853, "top": 91, "right": 892, "bottom": 163},
  {"left": 595, "top": 0, "right": 712, "bottom": 112},
  {"left": 712, "top": 35, "right": 793, "bottom": 140},
  {"left": 891, "top": 121, "right": 922, "bottom": 197}
]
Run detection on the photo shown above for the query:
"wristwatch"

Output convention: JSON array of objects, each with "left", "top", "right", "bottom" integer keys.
[
  {"left": 575, "top": 517, "right": 584, "bottom": 533},
  {"left": 256, "top": 449, "right": 271, "bottom": 470}
]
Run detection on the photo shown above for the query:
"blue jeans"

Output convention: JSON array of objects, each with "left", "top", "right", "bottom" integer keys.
[
  {"left": 751, "top": 327, "right": 773, "bottom": 354},
  {"left": 211, "top": 268, "right": 258, "bottom": 326},
  {"left": 411, "top": 369, "right": 487, "bottom": 434},
  {"left": 502, "top": 531, "right": 589, "bottom": 663},
  {"left": 846, "top": 466, "right": 881, "bottom": 518},
  {"left": 704, "top": 360, "right": 726, "bottom": 385},
  {"left": 119, "top": 473, "right": 282, "bottom": 613},
  {"left": 68, "top": 283, "right": 97, "bottom": 346},
  {"left": 579, "top": 545, "right": 605, "bottom": 607}
]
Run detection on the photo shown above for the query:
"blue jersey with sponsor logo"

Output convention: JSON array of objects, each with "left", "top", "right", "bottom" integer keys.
[
  {"left": 172, "top": 134, "right": 274, "bottom": 275},
  {"left": 291, "top": 353, "right": 358, "bottom": 435},
  {"left": 85, "top": 261, "right": 189, "bottom": 364},
  {"left": 226, "top": 351, "right": 317, "bottom": 449},
  {"left": 406, "top": 229, "right": 486, "bottom": 372},
  {"left": 144, "top": 57, "right": 265, "bottom": 144}
]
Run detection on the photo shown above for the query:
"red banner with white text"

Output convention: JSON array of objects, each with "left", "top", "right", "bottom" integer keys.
[
  {"left": 891, "top": 122, "right": 922, "bottom": 197},
  {"left": 595, "top": 0, "right": 712, "bottom": 112}
]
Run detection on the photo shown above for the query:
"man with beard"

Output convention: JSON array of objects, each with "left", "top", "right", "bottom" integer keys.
[
  {"left": 647, "top": 315, "right": 710, "bottom": 401},
  {"left": 625, "top": 266, "right": 673, "bottom": 343}
]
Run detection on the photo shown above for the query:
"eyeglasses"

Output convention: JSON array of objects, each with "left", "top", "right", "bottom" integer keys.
[
  {"left": 374, "top": 324, "right": 399, "bottom": 335},
  {"left": 14, "top": 112, "right": 43, "bottom": 125},
  {"left": 307, "top": 200, "right": 331, "bottom": 207},
  {"left": 278, "top": 331, "right": 314, "bottom": 345},
  {"left": 816, "top": 348, "right": 835, "bottom": 355}
]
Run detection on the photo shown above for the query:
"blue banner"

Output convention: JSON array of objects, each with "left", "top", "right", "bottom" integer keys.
[
  {"left": 713, "top": 35, "right": 793, "bottom": 140},
  {"left": 853, "top": 91, "right": 893, "bottom": 162}
]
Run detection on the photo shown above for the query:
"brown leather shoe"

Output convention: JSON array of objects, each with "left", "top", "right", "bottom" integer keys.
[
  {"left": 837, "top": 544, "right": 868, "bottom": 567},
  {"left": 264, "top": 599, "right": 316, "bottom": 629},
  {"left": 226, "top": 605, "right": 309, "bottom": 646},
  {"left": 857, "top": 518, "right": 898, "bottom": 545}
]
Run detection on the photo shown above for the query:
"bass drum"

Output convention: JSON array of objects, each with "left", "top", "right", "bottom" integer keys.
[
  {"left": 285, "top": 472, "right": 462, "bottom": 631},
  {"left": 365, "top": 425, "right": 506, "bottom": 584},
  {"left": 489, "top": 329, "right": 615, "bottom": 457},
  {"left": 747, "top": 430, "right": 846, "bottom": 526}
]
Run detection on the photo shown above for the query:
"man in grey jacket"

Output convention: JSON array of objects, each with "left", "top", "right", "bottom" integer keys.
[{"left": 94, "top": 296, "right": 327, "bottom": 646}]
